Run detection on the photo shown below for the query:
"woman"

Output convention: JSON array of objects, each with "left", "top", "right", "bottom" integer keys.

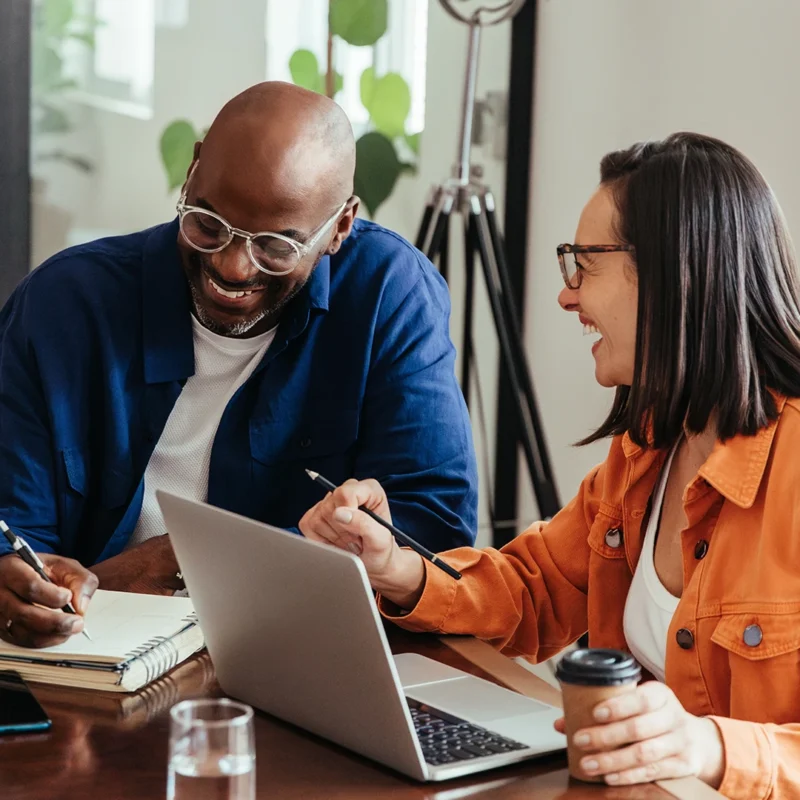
[{"left": 299, "top": 133, "right": 800, "bottom": 798}]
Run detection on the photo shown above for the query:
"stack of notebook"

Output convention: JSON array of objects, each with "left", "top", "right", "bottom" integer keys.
[{"left": 0, "top": 590, "right": 205, "bottom": 692}]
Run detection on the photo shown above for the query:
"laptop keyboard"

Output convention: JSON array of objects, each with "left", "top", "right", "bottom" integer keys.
[{"left": 407, "top": 698, "right": 529, "bottom": 767}]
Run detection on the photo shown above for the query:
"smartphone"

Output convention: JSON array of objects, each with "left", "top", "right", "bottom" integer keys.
[{"left": 0, "top": 671, "right": 52, "bottom": 734}]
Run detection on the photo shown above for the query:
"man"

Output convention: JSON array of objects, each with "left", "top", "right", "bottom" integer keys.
[{"left": 0, "top": 82, "right": 477, "bottom": 647}]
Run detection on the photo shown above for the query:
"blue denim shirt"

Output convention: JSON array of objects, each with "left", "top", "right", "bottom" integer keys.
[{"left": 0, "top": 218, "right": 477, "bottom": 564}]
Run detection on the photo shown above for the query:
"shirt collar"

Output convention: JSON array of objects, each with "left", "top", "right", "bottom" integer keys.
[
  {"left": 141, "top": 219, "right": 331, "bottom": 385},
  {"left": 622, "top": 392, "right": 788, "bottom": 508}
]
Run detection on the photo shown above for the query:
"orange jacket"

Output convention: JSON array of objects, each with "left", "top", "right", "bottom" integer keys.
[{"left": 383, "top": 394, "right": 800, "bottom": 799}]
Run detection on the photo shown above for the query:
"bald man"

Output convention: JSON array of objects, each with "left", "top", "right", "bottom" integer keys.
[{"left": 0, "top": 82, "right": 477, "bottom": 647}]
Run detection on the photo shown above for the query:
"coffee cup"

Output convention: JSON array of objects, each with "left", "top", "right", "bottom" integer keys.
[{"left": 555, "top": 648, "right": 642, "bottom": 782}]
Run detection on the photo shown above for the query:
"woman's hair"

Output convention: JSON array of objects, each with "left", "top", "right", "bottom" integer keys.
[{"left": 582, "top": 132, "right": 800, "bottom": 448}]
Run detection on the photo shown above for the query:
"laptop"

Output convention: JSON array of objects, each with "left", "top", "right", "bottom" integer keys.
[{"left": 157, "top": 491, "right": 566, "bottom": 781}]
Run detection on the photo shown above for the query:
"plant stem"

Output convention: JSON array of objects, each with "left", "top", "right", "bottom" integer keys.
[{"left": 326, "top": 2, "right": 335, "bottom": 98}]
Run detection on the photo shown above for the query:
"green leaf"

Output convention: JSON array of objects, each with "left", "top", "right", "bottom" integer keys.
[
  {"left": 32, "top": 44, "right": 63, "bottom": 92},
  {"left": 67, "top": 30, "right": 96, "bottom": 48},
  {"left": 354, "top": 131, "right": 404, "bottom": 217},
  {"left": 37, "top": 150, "right": 93, "bottom": 172},
  {"left": 366, "top": 73, "right": 411, "bottom": 138},
  {"left": 405, "top": 132, "right": 420, "bottom": 155},
  {"left": 289, "top": 49, "right": 323, "bottom": 94},
  {"left": 160, "top": 120, "right": 199, "bottom": 192},
  {"left": 360, "top": 66, "right": 376, "bottom": 109},
  {"left": 333, "top": 71, "right": 344, "bottom": 96},
  {"left": 330, "top": 0, "right": 388, "bottom": 46},
  {"left": 36, "top": 104, "right": 71, "bottom": 134},
  {"left": 44, "top": 0, "right": 74, "bottom": 37}
]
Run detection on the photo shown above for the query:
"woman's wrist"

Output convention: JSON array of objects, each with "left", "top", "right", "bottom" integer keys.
[{"left": 372, "top": 548, "right": 426, "bottom": 610}]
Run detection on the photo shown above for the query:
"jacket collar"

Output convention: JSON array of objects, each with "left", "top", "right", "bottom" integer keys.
[
  {"left": 142, "top": 220, "right": 194, "bottom": 385},
  {"left": 141, "top": 219, "right": 331, "bottom": 385},
  {"left": 621, "top": 392, "right": 788, "bottom": 508},
  {"left": 700, "top": 393, "right": 787, "bottom": 508}
]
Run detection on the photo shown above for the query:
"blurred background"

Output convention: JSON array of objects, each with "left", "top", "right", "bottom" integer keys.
[{"left": 2, "top": 0, "right": 799, "bottom": 550}]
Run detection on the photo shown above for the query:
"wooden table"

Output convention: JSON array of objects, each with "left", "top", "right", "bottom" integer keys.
[{"left": 0, "top": 628, "right": 684, "bottom": 800}]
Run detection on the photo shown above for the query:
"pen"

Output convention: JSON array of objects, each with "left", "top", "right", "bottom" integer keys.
[
  {"left": 305, "top": 470, "right": 462, "bottom": 581},
  {"left": 0, "top": 521, "right": 92, "bottom": 641}
]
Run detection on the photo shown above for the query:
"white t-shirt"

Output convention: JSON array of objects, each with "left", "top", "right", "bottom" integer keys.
[
  {"left": 622, "top": 442, "right": 681, "bottom": 681},
  {"left": 128, "top": 316, "right": 277, "bottom": 547}
]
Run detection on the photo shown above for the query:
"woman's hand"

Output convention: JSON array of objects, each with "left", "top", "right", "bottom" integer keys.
[
  {"left": 299, "top": 478, "right": 426, "bottom": 609},
  {"left": 555, "top": 681, "right": 725, "bottom": 787}
]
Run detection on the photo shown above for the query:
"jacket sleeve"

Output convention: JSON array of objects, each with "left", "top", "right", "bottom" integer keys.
[
  {"left": 0, "top": 282, "right": 61, "bottom": 556},
  {"left": 380, "top": 458, "right": 607, "bottom": 663},
  {"left": 710, "top": 717, "right": 800, "bottom": 800},
  {"left": 355, "top": 248, "right": 478, "bottom": 552}
]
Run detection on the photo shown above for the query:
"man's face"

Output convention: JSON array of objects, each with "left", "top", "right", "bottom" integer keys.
[{"left": 176, "top": 160, "right": 346, "bottom": 337}]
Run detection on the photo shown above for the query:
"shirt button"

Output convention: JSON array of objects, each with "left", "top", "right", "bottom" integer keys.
[
  {"left": 604, "top": 527, "right": 623, "bottom": 548},
  {"left": 743, "top": 624, "right": 763, "bottom": 647},
  {"left": 676, "top": 628, "right": 694, "bottom": 650},
  {"left": 299, "top": 437, "right": 312, "bottom": 449},
  {"left": 694, "top": 540, "right": 709, "bottom": 560}
]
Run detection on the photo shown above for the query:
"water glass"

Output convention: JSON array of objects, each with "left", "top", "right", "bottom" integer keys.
[{"left": 168, "top": 698, "right": 255, "bottom": 800}]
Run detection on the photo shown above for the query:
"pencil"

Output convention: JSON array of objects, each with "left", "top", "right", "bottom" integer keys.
[{"left": 304, "top": 470, "right": 462, "bottom": 581}]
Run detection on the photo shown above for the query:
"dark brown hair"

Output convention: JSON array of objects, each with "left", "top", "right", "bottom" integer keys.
[{"left": 582, "top": 132, "right": 800, "bottom": 448}]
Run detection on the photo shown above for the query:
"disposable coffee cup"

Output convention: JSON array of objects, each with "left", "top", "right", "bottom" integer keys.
[{"left": 555, "top": 648, "right": 642, "bottom": 783}]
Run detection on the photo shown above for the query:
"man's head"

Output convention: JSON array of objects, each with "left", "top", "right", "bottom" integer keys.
[{"left": 176, "top": 82, "right": 358, "bottom": 337}]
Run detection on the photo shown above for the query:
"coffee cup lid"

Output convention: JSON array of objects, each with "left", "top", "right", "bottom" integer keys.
[{"left": 555, "top": 648, "right": 641, "bottom": 686}]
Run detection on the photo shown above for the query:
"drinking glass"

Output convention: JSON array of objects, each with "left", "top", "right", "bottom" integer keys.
[{"left": 167, "top": 698, "right": 255, "bottom": 800}]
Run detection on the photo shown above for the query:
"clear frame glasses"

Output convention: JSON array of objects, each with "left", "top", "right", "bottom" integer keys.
[
  {"left": 556, "top": 243, "right": 635, "bottom": 289},
  {"left": 176, "top": 162, "right": 347, "bottom": 277}
]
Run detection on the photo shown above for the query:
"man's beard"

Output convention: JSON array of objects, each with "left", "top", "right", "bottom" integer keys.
[{"left": 185, "top": 251, "right": 321, "bottom": 337}]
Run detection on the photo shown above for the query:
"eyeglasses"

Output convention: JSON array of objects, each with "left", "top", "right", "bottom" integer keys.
[
  {"left": 176, "top": 161, "right": 347, "bottom": 277},
  {"left": 557, "top": 243, "right": 635, "bottom": 289}
]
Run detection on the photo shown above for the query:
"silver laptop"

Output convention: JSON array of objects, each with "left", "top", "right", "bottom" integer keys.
[{"left": 157, "top": 491, "right": 565, "bottom": 781}]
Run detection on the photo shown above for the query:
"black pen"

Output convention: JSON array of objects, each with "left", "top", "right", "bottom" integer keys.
[
  {"left": 305, "top": 470, "right": 462, "bottom": 581},
  {"left": 0, "top": 521, "right": 92, "bottom": 640}
]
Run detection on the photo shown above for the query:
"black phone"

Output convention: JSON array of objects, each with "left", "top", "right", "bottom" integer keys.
[{"left": 0, "top": 670, "right": 52, "bottom": 734}]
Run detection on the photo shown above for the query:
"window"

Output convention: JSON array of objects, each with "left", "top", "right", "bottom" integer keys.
[{"left": 265, "top": 0, "right": 428, "bottom": 136}]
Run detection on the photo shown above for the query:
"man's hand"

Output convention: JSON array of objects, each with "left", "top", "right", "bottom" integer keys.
[
  {"left": 0, "top": 553, "right": 98, "bottom": 648},
  {"left": 555, "top": 681, "right": 725, "bottom": 787},
  {"left": 91, "top": 534, "right": 182, "bottom": 595}
]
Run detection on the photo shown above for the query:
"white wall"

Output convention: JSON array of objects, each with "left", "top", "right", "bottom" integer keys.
[{"left": 523, "top": 0, "right": 800, "bottom": 522}]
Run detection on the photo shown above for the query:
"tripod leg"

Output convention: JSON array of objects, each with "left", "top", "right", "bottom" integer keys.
[
  {"left": 415, "top": 203, "right": 434, "bottom": 252},
  {"left": 419, "top": 187, "right": 454, "bottom": 270},
  {"left": 461, "top": 215, "right": 477, "bottom": 406},
  {"left": 470, "top": 194, "right": 561, "bottom": 523}
]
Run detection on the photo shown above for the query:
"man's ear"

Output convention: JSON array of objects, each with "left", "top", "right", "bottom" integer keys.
[{"left": 327, "top": 197, "right": 360, "bottom": 255}]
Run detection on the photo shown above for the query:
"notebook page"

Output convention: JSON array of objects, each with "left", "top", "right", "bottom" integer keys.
[{"left": 0, "top": 590, "right": 196, "bottom": 664}]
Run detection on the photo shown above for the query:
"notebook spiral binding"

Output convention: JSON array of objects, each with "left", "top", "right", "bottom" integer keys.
[{"left": 120, "top": 613, "right": 198, "bottom": 686}]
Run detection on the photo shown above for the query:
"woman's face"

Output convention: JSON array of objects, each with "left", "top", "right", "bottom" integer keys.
[{"left": 558, "top": 186, "right": 638, "bottom": 388}]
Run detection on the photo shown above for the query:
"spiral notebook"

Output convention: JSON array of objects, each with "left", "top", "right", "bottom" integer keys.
[{"left": 0, "top": 590, "right": 205, "bottom": 692}]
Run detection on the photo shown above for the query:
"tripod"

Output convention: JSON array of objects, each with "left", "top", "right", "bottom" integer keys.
[{"left": 417, "top": 2, "right": 561, "bottom": 536}]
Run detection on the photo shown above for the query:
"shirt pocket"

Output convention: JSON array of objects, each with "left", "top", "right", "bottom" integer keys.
[
  {"left": 249, "top": 411, "right": 360, "bottom": 466},
  {"left": 711, "top": 611, "right": 800, "bottom": 723},
  {"left": 61, "top": 448, "right": 132, "bottom": 510},
  {"left": 587, "top": 507, "right": 627, "bottom": 560}
]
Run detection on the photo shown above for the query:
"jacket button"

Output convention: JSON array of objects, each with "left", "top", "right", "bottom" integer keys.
[
  {"left": 694, "top": 540, "right": 709, "bottom": 560},
  {"left": 676, "top": 628, "right": 694, "bottom": 650},
  {"left": 604, "top": 527, "right": 623, "bottom": 548},
  {"left": 743, "top": 624, "right": 763, "bottom": 647},
  {"left": 299, "top": 437, "right": 312, "bottom": 449}
]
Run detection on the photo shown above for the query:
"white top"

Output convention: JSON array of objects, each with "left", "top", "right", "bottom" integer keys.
[
  {"left": 622, "top": 441, "right": 681, "bottom": 682},
  {"left": 128, "top": 316, "right": 277, "bottom": 548}
]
